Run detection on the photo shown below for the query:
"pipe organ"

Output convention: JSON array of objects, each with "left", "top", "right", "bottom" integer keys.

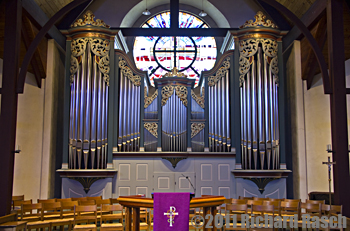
[
  {"left": 238, "top": 12, "right": 280, "bottom": 169},
  {"left": 64, "top": 10, "right": 285, "bottom": 166},
  {"left": 60, "top": 10, "right": 289, "bottom": 198},
  {"left": 207, "top": 58, "right": 231, "bottom": 152},
  {"left": 68, "top": 12, "right": 111, "bottom": 169}
]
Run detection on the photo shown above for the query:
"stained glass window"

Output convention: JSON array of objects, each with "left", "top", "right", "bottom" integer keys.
[{"left": 133, "top": 11, "right": 217, "bottom": 87}]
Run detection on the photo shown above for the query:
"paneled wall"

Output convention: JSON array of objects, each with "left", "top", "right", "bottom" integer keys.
[
  {"left": 60, "top": 156, "right": 288, "bottom": 199},
  {"left": 113, "top": 157, "right": 235, "bottom": 199}
]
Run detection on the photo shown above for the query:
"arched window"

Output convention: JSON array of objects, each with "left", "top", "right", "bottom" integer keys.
[{"left": 133, "top": 11, "right": 217, "bottom": 87}]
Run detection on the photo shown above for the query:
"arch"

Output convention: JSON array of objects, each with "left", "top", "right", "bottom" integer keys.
[{"left": 18, "top": 0, "right": 330, "bottom": 94}]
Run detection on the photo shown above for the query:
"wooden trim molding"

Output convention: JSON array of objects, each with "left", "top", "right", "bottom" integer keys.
[
  {"left": 56, "top": 169, "right": 117, "bottom": 178},
  {"left": 113, "top": 151, "right": 236, "bottom": 158},
  {"left": 231, "top": 169, "right": 291, "bottom": 178}
]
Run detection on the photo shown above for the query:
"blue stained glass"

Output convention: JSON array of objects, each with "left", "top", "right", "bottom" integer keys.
[{"left": 133, "top": 11, "right": 217, "bottom": 87}]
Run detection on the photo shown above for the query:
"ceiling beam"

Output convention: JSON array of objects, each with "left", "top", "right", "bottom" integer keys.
[
  {"left": 22, "top": 0, "right": 65, "bottom": 50},
  {"left": 119, "top": 28, "right": 231, "bottom": 37},
  {"left": 305, "top": 16, "right": 327, "bottom": 89},
  {"left": 282, "top": 0, "right": 327, "bottom": 51},
  {"left": 21, "top": 14, "right": 45, "bottom": 88},
  {"left": 256, "top": 0, "right": 291, "bottom": 30},
  {"left": 21, "top": 28, "right": 42, "bottom": 88}
]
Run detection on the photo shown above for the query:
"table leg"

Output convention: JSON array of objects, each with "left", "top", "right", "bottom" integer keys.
[
  {"left": 133, "top": 207, "right": 140, "bottom": 231},
  {"left": 203, "top": 207, "right": 211, "bottom": 231},
  {"left": 211, "top": 206, "right": 217, "bottom": 231},
  {"left": 126, "top": 207, "right": 132, "bottom": 231}
]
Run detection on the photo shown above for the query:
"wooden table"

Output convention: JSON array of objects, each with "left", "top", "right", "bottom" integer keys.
[{"left": 118, "top": 195, "right": 226, "bottom": 231}]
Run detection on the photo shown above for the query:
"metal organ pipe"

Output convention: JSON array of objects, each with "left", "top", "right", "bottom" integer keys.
[
  {"left": 251, "top": 60, "right": 258, "bottom": 170},
  {"left": 97, "top": 71, "right": 102, "bottom": 169},
  {"left": 90, "top": 58, "right": 98, "bottom": 169},
  {"left": 83, "top": 46, "right": 92, "bottom": 169}
]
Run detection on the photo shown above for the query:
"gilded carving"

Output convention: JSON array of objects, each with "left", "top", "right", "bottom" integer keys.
[
  {"left": 119, "top": 57, "right": 141, "bottom": 86},
  {"left": 164, "top": 67, "right": 187, "bottom": 78},
  {"left": 208, "top": 57, "right": 230, "bottom": 86},
  {"left": 270, "top": 57, "right": 279, "bottom": 85},
  {"left": 144, "top": 88, "right": 158, "bottom": 108},
  {"left": 240, "top": 11, "right": 278, "bottom": 29},
  {"left": 98, "top": 56, "right": 110, "bottom": 75},
  {"left": 71, "top": 10, "right": 110, "bottom": 28},
  {"left": 144, "top": 122, "right": 158, "bottom": 138},
  {"left": 191, "top": 123, "right": 205, "bottom": 138},
  {"left": 70, "top": 38, "right": 110, "bottom": 85},
  {"left": 90, "top": 39, "right": 110, "bottom": 57},
  {"left": 175, "top": 85, "right": 188, "bottom": 107},
  {"left": 71, "top": 38, "right": 88, "bottom": 57},
  {"left": 191, "top": 90, "right": 204, "bottom": 109},
  {"left": 161, "top": 85, "right": 174, "bottom": 106},
  {"left": 239, "top": 39, "right": 259, "bottom": 58},
  {"left": 239, "top": 38, "right": 278, "bottom": 87},
  {"left": 70, "top": 56, "right": 79, "bottom": 84},
  {"left": 261, "top": 39, "right": 278, "bottom": 58}
]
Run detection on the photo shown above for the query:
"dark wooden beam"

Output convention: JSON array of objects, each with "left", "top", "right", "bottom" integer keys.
[
  {"left": 18, "top": 0, "right": 91, "bottom": 94},
  {"left": 21, "top": 14, "right": 44, "bottom": 88},
  {"left": 119, "top": 28, "right": 230, "bottom": 37},
  {"left": 346, "top": 0, "right": 350, "bottom": 11},
  {"left": 327, "top": 0, "right": 350, "bottom": 218},
  {"left": 170, "top": 0, "right": 179, "bottom": 29},
  {"left": 22, "top": 0, "right": 65, "bottom": 50},
  {"left": 283, "top": 0, "right": 327, "bottom": 51},
  {"left": 0, "top": 0, "right": 22, "bottom": 216},
  {"left": 256, "top": 0, "right": 291, "bottom": 30},
  {"left": 305, "top": 16, "right": 327, "bottom": 89}
]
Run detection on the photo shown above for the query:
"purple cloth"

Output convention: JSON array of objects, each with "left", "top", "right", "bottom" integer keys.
[{"left": 153, "top": 192, "right": 190, "bottom": 231}]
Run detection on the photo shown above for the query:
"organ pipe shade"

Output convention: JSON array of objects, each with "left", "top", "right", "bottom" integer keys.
[
  {"left": 69, "top": 38, "right": 110, "bottom": 169},
  {"left": 239, "top": 38, "right": 279, "bottom": 170}
]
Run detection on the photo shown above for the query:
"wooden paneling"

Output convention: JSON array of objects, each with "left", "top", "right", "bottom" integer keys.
[
  {"left": 276, "top": 0, "right": 317, "bottom": 19},
  {"left": 34, "top": 0, "right": 73, "bottom": 18}
]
